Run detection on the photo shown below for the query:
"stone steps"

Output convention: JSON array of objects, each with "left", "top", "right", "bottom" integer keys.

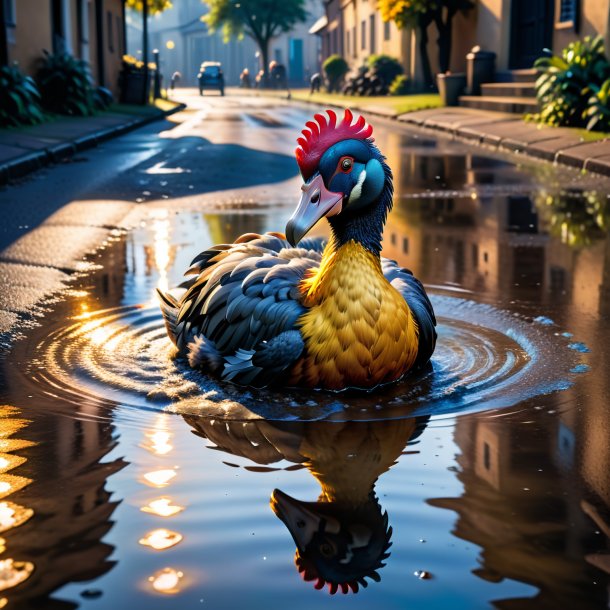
[
  {"left": 458, "top": 95, "right": 539, "bottom": 114},
  {"left": 494, "top": 68, "right": 538, "bottom": 83},
  {"left": 480, "top": 82, "right": 537, "bottom": 98}
]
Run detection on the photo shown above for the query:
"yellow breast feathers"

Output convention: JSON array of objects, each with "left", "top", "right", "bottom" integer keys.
[{"left": 289, "top": 241, "right": 419, "bottom": 390}]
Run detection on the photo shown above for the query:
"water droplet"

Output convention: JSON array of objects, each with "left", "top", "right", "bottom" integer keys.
[
  {"left": 419, "top": 539, "right": 426, "bottom": 543},
  {"left": 414, "top": 570, "right": 431, "bottom": 580},
  {"left": 568, "top": 342, "right": 590, "bottom": 353},
  {"left": 570, "top": 364, "right": 590, "bottom": 374},
  {"left": 81, "top": 589, "right": 103, "bottom": 599},
  {"left": 533, "top": 316, "right": 554, "bottom": 326}
]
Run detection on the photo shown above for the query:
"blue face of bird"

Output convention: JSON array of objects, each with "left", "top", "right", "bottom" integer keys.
[{"left": 286, "top": 139, "right": 386, "bottom": 246}]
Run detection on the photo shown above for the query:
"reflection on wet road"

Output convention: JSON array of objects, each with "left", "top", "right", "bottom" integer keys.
[{"left": 0, "top": 92, "right": 609, "bottom": 608}]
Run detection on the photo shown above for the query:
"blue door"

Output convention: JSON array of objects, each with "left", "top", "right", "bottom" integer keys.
[{"left": 289, "top": 38, "right": 304, "bottom": 83}]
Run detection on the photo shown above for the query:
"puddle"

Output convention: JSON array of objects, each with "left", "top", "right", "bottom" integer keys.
[
  {"left": 0, "top": 116, "right": 609, "bottom": 609},
  {"left": 18, "top": 289, "right": 581, "bottom": 424}
]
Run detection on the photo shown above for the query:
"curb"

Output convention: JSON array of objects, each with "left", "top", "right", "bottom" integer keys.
[{"left": 0, "top": 102, "right": 186, "bottom": 185}]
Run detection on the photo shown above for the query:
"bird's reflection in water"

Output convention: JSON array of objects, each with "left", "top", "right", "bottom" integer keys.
[{"left": 184, "top": 414, "right": 428, "bottom": 595}]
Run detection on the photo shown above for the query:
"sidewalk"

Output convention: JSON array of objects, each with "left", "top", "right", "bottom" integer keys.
[
  {"left": 0, "top": 100, "right": 184, "bottom": 184},
  {"left": 397, "top": 107, "right": 610, "bottom": 176}
]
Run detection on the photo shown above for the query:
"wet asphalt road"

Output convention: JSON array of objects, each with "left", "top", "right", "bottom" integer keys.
[{"left": 0, "top": 89, "right": 321, "bottom": 340}]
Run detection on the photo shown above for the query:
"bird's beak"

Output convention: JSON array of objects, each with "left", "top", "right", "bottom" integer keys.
[
  {"left": 271, "top": 489, "right": 333, "bottom": 551},
  {"left": 286, "top": 174, "right": 343, "bottom": 246}
]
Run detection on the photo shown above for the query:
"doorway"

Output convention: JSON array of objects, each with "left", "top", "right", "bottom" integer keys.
[{"left": 509, "top": 0, "right": 554, "bottom": 69}]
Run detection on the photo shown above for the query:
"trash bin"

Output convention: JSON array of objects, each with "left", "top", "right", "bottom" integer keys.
[
  {"left": 466, "top": 46, "right": 496, "bottom": 95},
  {"left": 437, "top": 72, "right": 466, "bottom": 106}
]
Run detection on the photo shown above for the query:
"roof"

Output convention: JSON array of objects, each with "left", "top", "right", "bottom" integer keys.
[{"left": 309, "top": 15, "right": 328, "bottom": 35}]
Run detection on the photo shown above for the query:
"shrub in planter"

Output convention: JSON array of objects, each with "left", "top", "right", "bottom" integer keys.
[
  {"left": 389, "top": 74, "right": 410, "bottom": 96},
  {"left": 36, "top": 51, "right": 98, "bottom": 116},
  {"left": 533, "top": 35, "right": 610, "bottom": 127},
  {"left": 367, "top": 54, "right": 404, "bottom": 90},
  {"left": 0, "top": 64, "right": 44, "bottom": 127},
  {"left": 323, "top": 54, "right": 349, "bottom": 93},
  {"left": 586, "top": 78, "right": 610, "bottom": 132}
]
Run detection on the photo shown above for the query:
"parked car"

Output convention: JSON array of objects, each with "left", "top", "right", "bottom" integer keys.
[{"left": 198, "top": 62, "right": 224, "bottom": 96}]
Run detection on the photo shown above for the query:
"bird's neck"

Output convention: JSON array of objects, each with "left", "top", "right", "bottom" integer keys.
[{"left": 327, "top": 167, "right": 393, "bottom": 256}]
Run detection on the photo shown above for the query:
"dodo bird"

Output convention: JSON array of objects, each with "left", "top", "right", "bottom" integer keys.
[{"left": 158, "top": 109, "right": 436, "bottom": 390}]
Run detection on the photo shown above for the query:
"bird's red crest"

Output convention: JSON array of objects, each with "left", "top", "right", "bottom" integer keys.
[{"left": 295, "top": 109, "right": 374, "bottom": 181}]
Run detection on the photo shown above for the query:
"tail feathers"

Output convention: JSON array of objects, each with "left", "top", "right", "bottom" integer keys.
[
  {"left": 188, "top": 335, "right": 224, "bottom": 374},
  {"left": 157, "top": 288, "right": 180, "bottom": 346}
]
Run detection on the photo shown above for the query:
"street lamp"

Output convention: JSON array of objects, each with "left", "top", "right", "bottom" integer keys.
[{"left": 153, "top": 48, "right": 161, "bottom": 99}]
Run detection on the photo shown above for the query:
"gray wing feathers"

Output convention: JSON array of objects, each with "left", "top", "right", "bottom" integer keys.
[
  {"left": 157, "top": 233, "right": 325, "bottom": 387},
  {"left": 382, "top": 257, "right": 437, "bottom": 369}
]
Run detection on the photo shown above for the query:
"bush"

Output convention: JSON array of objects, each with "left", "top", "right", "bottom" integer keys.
[
  {"left": 367, "top": 54, "right": 404, "bottom": 89},
  {"left": 586, "top": 78, "right": 610, "bottom": 131},
  {"left": 389, "top": 74, "right": 410, "bottom": 96},
  {"left": 322, "top": 54, "right": 349, "bottom": 93},
  {"left": 36, "top": 51, "right": 100, "bottom": 116},
  {"left": 0, "top": 64, "right": 44, "bottom": 127},
  {"left": 533, "top": 36, "right": 610, "bottom": 129}
]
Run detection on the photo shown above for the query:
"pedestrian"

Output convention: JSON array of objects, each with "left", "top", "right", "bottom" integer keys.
[
  {"left": 240, "top": 68, "right": 251, "bottom": 89},
  {"left": 310, "top": 72, "right": 321, "bottom": 94}
]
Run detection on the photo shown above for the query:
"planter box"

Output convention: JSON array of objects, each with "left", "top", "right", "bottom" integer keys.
[
  {"left": 437, "top": 73, "right": 466, "bottom": 106},
  {"left": 120, "top": 72, "right": 150, "bottom": 105}
]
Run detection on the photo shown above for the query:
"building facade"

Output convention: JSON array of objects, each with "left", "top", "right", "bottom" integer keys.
[
  {"left": 318, "top": 0, "right": 610, "bottom": 89},
  {"left": 2, "top": 0, "right": 125, "bottom": 96}
]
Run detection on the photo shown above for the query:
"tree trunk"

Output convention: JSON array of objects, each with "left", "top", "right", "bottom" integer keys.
[
  {"left": 435, "top": 10, "right": 455, "bottom": 74},
  {"left": 418, "top": 16, "right": 434, "bottom": 91},
  {"left": 258, "top": 36, "right": 270, "bottom": 87},
  {"left": 142, "top": 0, "right": 149, "bottom": 102}
]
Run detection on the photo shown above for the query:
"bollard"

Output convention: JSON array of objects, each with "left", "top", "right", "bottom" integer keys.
[{"left": 466, "top": 46, "right": 496, "bottom": 95}]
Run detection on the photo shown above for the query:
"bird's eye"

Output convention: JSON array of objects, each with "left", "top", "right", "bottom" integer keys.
[
  {"left": 319, "top": 542, "right": 335, "bottom": 558},
  {"left": 339, "top": 157, "right": 353, "bottom": 173}
]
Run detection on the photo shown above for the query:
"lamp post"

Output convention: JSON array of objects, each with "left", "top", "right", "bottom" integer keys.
[
  {"left": 153, "top": 48, "right": 161, "bottom": 98},
  {"left": 142, "top": 0, "right": 149, "bottom": 104}
]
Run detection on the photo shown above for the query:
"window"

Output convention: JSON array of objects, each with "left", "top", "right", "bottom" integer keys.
[
  {"left": 402, "top": 237, "right": 409, "bottom": 254},
  {"left": 384, "top": 20, "right": 391, "bottom": 41},
  {"left": 361, "top": 20, "right": 366, "bottom": 50},
  {"left": 3, "top": 0, "right": 16, "bottom": 26},
  {"left": 558, "top": 0, "right": 578, "bottom": 24},
  {"left": 369, "top": 14, "right": 375, "bottom": 54},
  {"left": 116, "top": 15, "right": 123, "bottom": 55},
  {"left": 107, "top": 11, "right": 114, "bottom": 52},
  {"left": 77, "top": 0, "right": 89, "bottom": 44},
  {"left": 346, "top": 30, "right": 351, "bottom": 56},
  {"left": 483, "top": 442, "right": 491, "bottom": 470},
  {"left": 352, "top": 26, "right": 357, "bottom": 57}
]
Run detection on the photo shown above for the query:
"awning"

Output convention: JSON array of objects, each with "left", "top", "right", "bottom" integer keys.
[{"left": 309, "top": 15, "right": 328, "bottom": 35}]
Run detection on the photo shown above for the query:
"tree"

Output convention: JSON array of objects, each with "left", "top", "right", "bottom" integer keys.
[
  {"left": 323, "top": 54, "right": 348, "bottom": 92},
  {"left": 378, "top": 0, "right": 474, "bottom": 90},
  {"left": 379, "top": 0, "right": 435, "bottom": 90},
  {"left": 202, "top": 0, "right": 307, "bottom": 81},
  {"left": 126, "top": 0, "right": 173, "bottom": 14}
]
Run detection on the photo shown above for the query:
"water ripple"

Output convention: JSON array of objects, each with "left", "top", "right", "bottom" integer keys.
[{"left": 22, "top": 295, "right": 583, "bottom": 423}]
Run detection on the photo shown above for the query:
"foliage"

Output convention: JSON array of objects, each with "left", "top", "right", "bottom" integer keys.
[
  {"left": 126, "top": 0, "right": 173, "bottom": 15},
  {"left": 389, "top": 74, "right": 410, "bottom": 95},
  {"left": 533, "top": 36, "right": 610, "bottom": 129},
  {"left": 536, "top": 190, "right": 609, "bottom": 248},
  {"left": 378, "top": 0, "right": 431, "bottom": 30},
  {"left": 368, "top": 54, "right": 404, "bottom": 88},
  {"left": 36, "top": 51, "right": 100, "bottom": 116},
  {"left": 203, "top": 0, "right": 307, "bottom": 76},
  {"left": 378, "top": 0, "right": 474, "bottom": 89},
  {"left": 322, "top": 55, "right": 349, "bottom": 92},
  {"left": 586, "top": 79, "right": 610, "bottom": 131},
  {"left": 0, "top": 64, "right": 45, "bottom": 128}
]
